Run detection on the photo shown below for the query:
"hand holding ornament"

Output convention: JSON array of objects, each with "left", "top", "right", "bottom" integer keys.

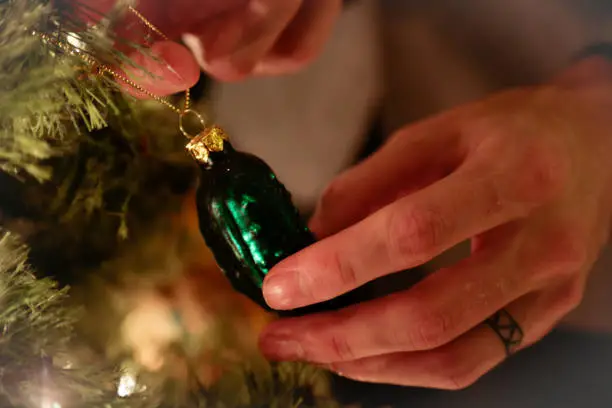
[
  {"left": 258, "top": 57, "right": 612, "bottom": 389},
  {"left": 62, "top": 0, "right": 612, "bottom": 391}
]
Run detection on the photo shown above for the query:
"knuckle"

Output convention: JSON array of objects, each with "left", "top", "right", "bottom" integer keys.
[
  {"left": 529, "top": 224, "right": 589, "bottom": 283},
  {"left": 405, "top": 305, "right": 454, "bottom": 350},
  {"left": 479, "top": 173, "right": 508, "bottom": 217},
  {"left": 557, "top": 281, "right": 586, "bottom": 313},
  {"left": 460, "top": 116, "right": 510, "bottom": 151},
  {"left": 548, "top": 227, "right": 589, "bottom": 273},
  {"left": 443, "top": 371, "right": 479, "bottom": 391},
  {"left": 231, "top": 58, "right": 258, "bottom": 78},
  {"left": 432, "top": 350, "right": 477, "bottom": 390},
  {"left": 328, "top": 332, "right": 356, "bottom": 361},
  {"left": 387, "top": 204, "right": 441, "bottom": 263},
  {"left": 290, "top": 44, "right": 320, "bottom": 66},
  {"left": 331, "top": 250, "right": 358, "bottom": 288},
  {"left": 511, "top": 140, "right": 568, "bottom": 204}
]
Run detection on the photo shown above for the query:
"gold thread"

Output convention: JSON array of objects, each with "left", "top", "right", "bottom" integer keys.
[
  {"left": 37, "top": 6, "right": 194, "bottom": 118},
  {"left": 126, "top": 5, "right": 191, "bottom": 113},
  {"left": 127, "top": 6, "right": 168, "bottom": 40},
  {"left": 36, "top": 4, "right": 229, "bottom": 164},
  {"left": 37, "top": 31, "right": 187, "bottom": 115}
]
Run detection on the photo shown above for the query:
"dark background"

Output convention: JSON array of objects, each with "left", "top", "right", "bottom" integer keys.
[{"left": 334, "top": 329, "right": 612, "bottom": 408}]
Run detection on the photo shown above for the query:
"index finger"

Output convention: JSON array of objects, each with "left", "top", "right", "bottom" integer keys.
[{"left": 262, "top": 160, "right": 536, "bottom": 311}]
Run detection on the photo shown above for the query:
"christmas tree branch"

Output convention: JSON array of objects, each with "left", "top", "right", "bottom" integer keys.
[
  {"left": 0, "top": 0, "right": 117, "bottom": 181},
  {"left": 0, "top": 1, "right": 343, "bottom": 406}
]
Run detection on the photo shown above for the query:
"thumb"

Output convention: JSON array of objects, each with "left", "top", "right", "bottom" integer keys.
[
  {"left": 121, "top": 41, "right": 201, "bottom": 98},
  {"left": 60, "top": 0, "right": 210, "bottom": 96}
]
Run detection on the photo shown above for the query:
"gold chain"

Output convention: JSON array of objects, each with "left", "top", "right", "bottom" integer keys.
[{"left": 38, "top": 5, "right": 199, "bottom": 137}]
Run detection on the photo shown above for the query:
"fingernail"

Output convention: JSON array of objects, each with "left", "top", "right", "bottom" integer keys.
[
  {"left": 259, "top": 332, "right": 304, "bottom": 360},
  {"left": 151, "top": 42, "right": 187, "bottom": 84},
  {"left": 130, "top": 41, "right": 200, "bottom": 91},
  {"left": 262, "top": 272, "right": 295, "bottom": 309}
]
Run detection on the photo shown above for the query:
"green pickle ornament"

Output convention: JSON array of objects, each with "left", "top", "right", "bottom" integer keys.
[
  {"left": 186, "top": 126, "right": 345, "bottom": 316},
  {"left": 186, "top": 126, "right": 308, "bottom": 310}
]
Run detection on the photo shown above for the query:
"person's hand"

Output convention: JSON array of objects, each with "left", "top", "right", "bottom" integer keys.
[
  {"left": 257, "top": 57, "right": 612, "bottom": 389},
  {"left": 77, "top": 0, "right": 341, "bottom": 94}
]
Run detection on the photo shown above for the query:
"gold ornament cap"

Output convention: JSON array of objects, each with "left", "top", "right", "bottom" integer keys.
[{"left": 185, "top": 125, "right": 229, "bottom": 164}]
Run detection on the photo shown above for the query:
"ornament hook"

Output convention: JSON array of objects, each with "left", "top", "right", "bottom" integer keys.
[{"left": 179, "top": 109, "right": 207, "bottom": 139}]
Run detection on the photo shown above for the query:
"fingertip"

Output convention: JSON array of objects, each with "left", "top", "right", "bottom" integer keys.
[
  {"left": 151, "top": 41, "right": 202, "bottom": 91},
  {"left": 126, "top": 41, "right": 201, "bottom": 97},
  {"left": 262, "top": 270, "right": 294, "bottom": 310}
]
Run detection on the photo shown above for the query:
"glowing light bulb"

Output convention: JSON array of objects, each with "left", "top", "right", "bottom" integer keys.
[
  {"left": 41, "top": 400, "right": 61, "bottom": 408},
  {"left": 117, "top": 373, "right": 137, "bottom": 397},
  {"left": 65, "top": 33, "right": 85, "bottom": 51}
]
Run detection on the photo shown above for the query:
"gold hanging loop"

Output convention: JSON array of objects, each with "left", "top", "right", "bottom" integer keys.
[{"left": 179, "top": 109, "right": 207, "bottom": 139}]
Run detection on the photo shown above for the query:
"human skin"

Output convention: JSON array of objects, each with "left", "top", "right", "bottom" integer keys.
[
  {"left": 259, "top": 58, "right": 612, "bottom": 389},
  {"left": 75, "top": 0, "right": 342, "bottom": 93},
  {"left": 79, "top": 0, "right": 612, "bottom": 389}
]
